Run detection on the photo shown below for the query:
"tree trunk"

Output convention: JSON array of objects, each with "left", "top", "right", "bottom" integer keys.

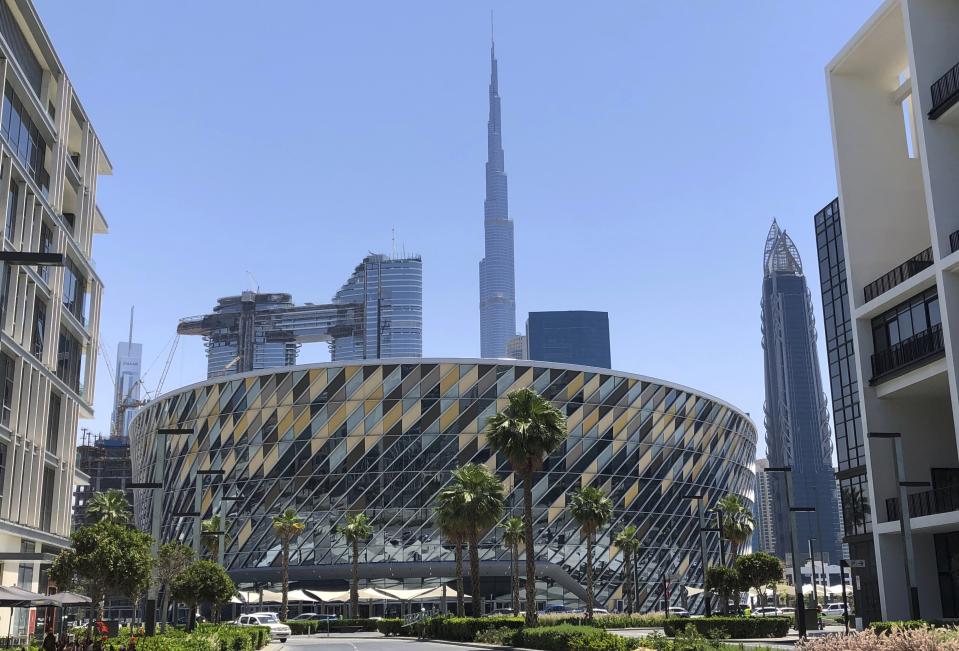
[
  {"left": 585, "top": 532, "right": 594, "bottom": 621},
  {"left": 160, "top": 586, "right": 169, "bottom": 633},
  {"left": 454, "top": 540, "right": 464, "bottom": 617},
  {"left": 511, "top": 542, "right": 520, "bottom": 615},
  {"left": 468, "top": 529, "right": 481, "bottom": 617},
  {"left": 281, "top": 538, "right": 290, "bottom": 621},
  {"left": 521, "top": 467, "right": 537, "bottom": 626},
  {"left": 351, "top": 539, "right": 360, "bottom": 618},
  {"left": 624, "top": 550, "right": 633, "bottom": 615}
]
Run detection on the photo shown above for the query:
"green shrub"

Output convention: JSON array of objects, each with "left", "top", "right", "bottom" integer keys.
[
  {"left": 475, "top": 627, "right": 519, "bottom": 645},
  {"left": 376, "top": 618, "right": 405, "bottom": 636},
  {"left": 539, "top": 614, "right": 668, "bottom": 629},
  {"left": 422, "top": 615, "right": 524, "bottom": 641},
  {"left": 514, "top": 623, "right": 635, "bottom": 651},
  {"left": 662, "top": 616, "right": 789, "bottom": 639},
  {"left": 868, "top": 619, "right": 951, "bottom": 634}
]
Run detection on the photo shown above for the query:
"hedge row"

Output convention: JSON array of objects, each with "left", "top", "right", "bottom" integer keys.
[
  {"left": 421, "top": 616, "right": 524, "bottom": 641},
  {"left": 376, "top": 619, "right": 405, "bottom": 636},
  {"left": 514, "top": 624, "right": 636, "bottom": 651},
  {"left": 287, "top": 618, "right": 379, "bottom": 635},
  {"left": 662, "top": 616, "right": 790, "bottom": 638},
  {"left": 539, "top": 614, "right": 668, "bottom": 629}
]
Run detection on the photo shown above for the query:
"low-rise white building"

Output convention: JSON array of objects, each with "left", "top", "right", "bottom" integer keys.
[{"left": 827, "top": 0, "right": 959, "bottom": 621}]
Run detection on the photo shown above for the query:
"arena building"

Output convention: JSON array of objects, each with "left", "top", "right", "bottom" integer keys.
[{"left": 130, "top": 359, "right": 756, "bottom": 614}]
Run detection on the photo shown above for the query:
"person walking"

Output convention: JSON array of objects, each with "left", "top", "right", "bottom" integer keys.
[{"left": 43, "top": 629, "right": 57, "bottom": 651}]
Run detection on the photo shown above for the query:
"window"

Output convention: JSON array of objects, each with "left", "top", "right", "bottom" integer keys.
[
  {"left": 62, "top": 259, "right": 87, "bottom": 324},
  {"left": 46, "top": 392, "right": 61, "bottom": 454},
  {"left": 0, "top": 352, "right": 13, "bottom": 427},
  {"left": 39, "top": 468, "right": 55, "bottom": 532},
  {"left": 4, "top": 182, "right": 16, "bottom": 241},
  {"left": 56, "top": 329, "right": 82, "bottom": 393},
  {"left": 0, "top": 263, "right": 10, "bottom": 327},
  {"left": 0, "top": 443, "right": 6, "bottom": 510},
  {"left": 31, "top": 299, "right": 46, "bottom": 358},
  {"left": 38, "top": 222, "right": 53, "bottom": 283},
  {"left": 0, "top": 84, "right": 48, "bottom": 193},
  {"left": 871, "top": 287, "right": 941, "bottom": 354}
]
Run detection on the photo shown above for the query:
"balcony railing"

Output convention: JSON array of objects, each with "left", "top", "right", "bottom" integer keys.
[
  {"left": 871, "top": 323, "right": 944, "bottom": 381},
  {"left": 951, "top": 230, "right": 959, "bottom": 254},
  {"left": 930, "top": 60, "right": 959, "bottom": 120},
  {"left": 886, "top": 483, "right": 959, "bottom": 521},
  {"left": 863, "top": 247, "right": 933, "bottom": 303}
]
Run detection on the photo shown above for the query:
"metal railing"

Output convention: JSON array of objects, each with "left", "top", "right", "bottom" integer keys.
[
  {"left": 886, "top": 483, "right": 959, "bottom": 521},
  {"left": 951, "top": 230, "right": 959, "bottom": 254},
  {"left": 930, "top": 60, "right": 959, "bottom": 120},
  {"left": 871, "top": 323, "right": 944, "bottom": 380},
  {"left": 863, "top": 247, "right": 933, "bottom": 303}
]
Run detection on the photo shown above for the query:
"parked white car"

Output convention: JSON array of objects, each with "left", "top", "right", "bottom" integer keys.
[
  {"left": 752, "top": 607, "right": 780, "bottom": 617},
  {"left": 668, "top": 607, "right": 690, "bottom": 618},
  {"left": 823, "top": 603, "right": 847, "bottom": 615},
  {"left": 235, "top": 612, "right": 291, "bottom": 642}
]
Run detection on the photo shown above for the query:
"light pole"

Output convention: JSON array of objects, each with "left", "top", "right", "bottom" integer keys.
[
  {"left": 684, "top": 493, "right": 711, "bottom": 617},
  {"left": 765, "top": 466, "right": 814, "bottom": 638},
  {"left": 867, "top": 432, "right": 926, "bottom": 620},
  {"left": 132, "top": 427, "right": 193, "bottom": 636},
  {"left": 808, "top": 538, "right": 818, "bottom": 607}
]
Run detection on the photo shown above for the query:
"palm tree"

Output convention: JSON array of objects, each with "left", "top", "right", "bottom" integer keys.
[
  {"left": 569, "top": 486, "right": 613, "bottom": 620},
  {"left": 437, "top": 464, "right": 505, "bottom": 615},
  {"left": 613, "top": 525, "right": 640, "bottom": 615},
  {"left": 435, "top": 500, "right": 468, "bottom": 616},
  {"left": 86, "top": 489, "right": 130, "bottom": 525},
  {"left": 486, "top": 388, "right": 567, "bottom": 625},
  {"left": 501, "top": 517, "right": 524, "bottom": 615},
  {"left": 272, "top": 508, "right": 305, "bottom": 621},
  {"left": 716, "top": 494, "right": 755, "bottom": 561},
  {"left": 338, "top": 513, "right": 373, "bottom": 619}
]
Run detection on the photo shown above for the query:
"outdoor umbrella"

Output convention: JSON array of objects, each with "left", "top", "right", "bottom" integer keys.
[
  {"left": 0, "top": 586, "right": 56, "bottom": 607},
  {"left": 45, "top": 592, "right": 91, "bottom": 606}
]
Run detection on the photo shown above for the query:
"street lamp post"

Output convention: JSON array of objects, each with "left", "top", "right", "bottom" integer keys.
[
  {"left": 867, "top": 432, "right": 925, "bottom": 620},
  {"left": 766, "top": 466, "right": 814, "bottom": 638},
  {"left": 685, "top": 493, "right": 711, "bottom": 617},
  {"left": 808, "top": 538, "right": 818, "bottom": 607}
]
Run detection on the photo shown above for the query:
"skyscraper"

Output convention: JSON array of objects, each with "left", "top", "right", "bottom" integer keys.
[
  {"left": 526, "top": 310, "right": 612, "bottom": 368},
  {"left": 761, "top": 221, "right": 842, "bottom": 564},
  {"left": 113, "top": 312, "right": 142, "bottom": 438},
  {"left": 479, "top": 40, "right": 516, "bottom": 358},
  {"left": 179, "top": 253, "right": 422, "bottom": 377},
  {"left": 751, "top": 458, "right": 777, "bottom": 555}
]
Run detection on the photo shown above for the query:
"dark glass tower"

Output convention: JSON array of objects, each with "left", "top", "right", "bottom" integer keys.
[
  {"left": 814, "top": 199, "right": 881, "bottom": 622},
  {"left": 479, "top": 41, "right": 516, "bottom": 358},
  {"left": 761, "top": 220, "right": 842, "bottom": 565},
  {"left": 526, "top": 311, "right": 611, "bottom": 368}
]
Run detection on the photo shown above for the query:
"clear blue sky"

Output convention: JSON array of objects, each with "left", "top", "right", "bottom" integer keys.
[{"left": 35, "top": 1, "right": 882, "bottom": 457}]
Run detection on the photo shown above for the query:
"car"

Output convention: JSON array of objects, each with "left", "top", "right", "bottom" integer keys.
[
  {"left": 667, "top": 607, "right": 690, "bottom": 618},
  {"left": 235, "top": 612, "right": 291, "bottom": 642},
  {"left": 778, "top": 607, "right": 796, "bottom": 616},
  {"left": 823, "top": 603, "right": 847, "bottom": 615},
  {"left": 541, "top": 604, "right": 574, "bottom": 614},
  {"left": 752, "top": 607, "right": 780, "bottom": 617},
  {"left": 592, "top": 608, "right": 610, "bottom": 615},
  {"left": 487, "top": 608, "right": 516, "bottom": 616},
  {"left": 291, "top": 613, "right": 338, "bottom": 621}
]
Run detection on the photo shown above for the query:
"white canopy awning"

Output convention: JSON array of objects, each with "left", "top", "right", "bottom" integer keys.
[{"left": 686, "top": 587, "right": 705, "bottom": 597}]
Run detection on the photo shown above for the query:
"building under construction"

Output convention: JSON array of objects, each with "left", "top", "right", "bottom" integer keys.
[{"left": 179, "top": 253, "right": 423, "bottom": 378}]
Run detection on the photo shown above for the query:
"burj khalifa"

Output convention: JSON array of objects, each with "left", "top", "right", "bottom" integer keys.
[{"left": 479, "top": 39, "right": 516, "bottom": 358}]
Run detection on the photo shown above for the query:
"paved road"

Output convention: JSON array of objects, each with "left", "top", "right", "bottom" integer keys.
[{"left": 271, "top": 634, "right": 486, "bottom": 651}]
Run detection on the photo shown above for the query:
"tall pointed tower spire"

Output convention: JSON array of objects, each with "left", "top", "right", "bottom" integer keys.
[{"left": 479, "top": 29, "right": 516, "bottom": 358}]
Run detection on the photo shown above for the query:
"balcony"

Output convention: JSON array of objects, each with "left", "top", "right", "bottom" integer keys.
[
  {"left": 951, "top": 230, "right": 959, "bottom": 254},
  {"left": 863, "top": 247, "right": 933, "bottom": 303},
  {"left": 929, "top": 60, "right": 959, "bottom": 121},
  {"left": 886, "top": 483, "right": 959, "bottom": 521},
  {"left": 870, "top": 323, "right": 944, "bottom": 382}
]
